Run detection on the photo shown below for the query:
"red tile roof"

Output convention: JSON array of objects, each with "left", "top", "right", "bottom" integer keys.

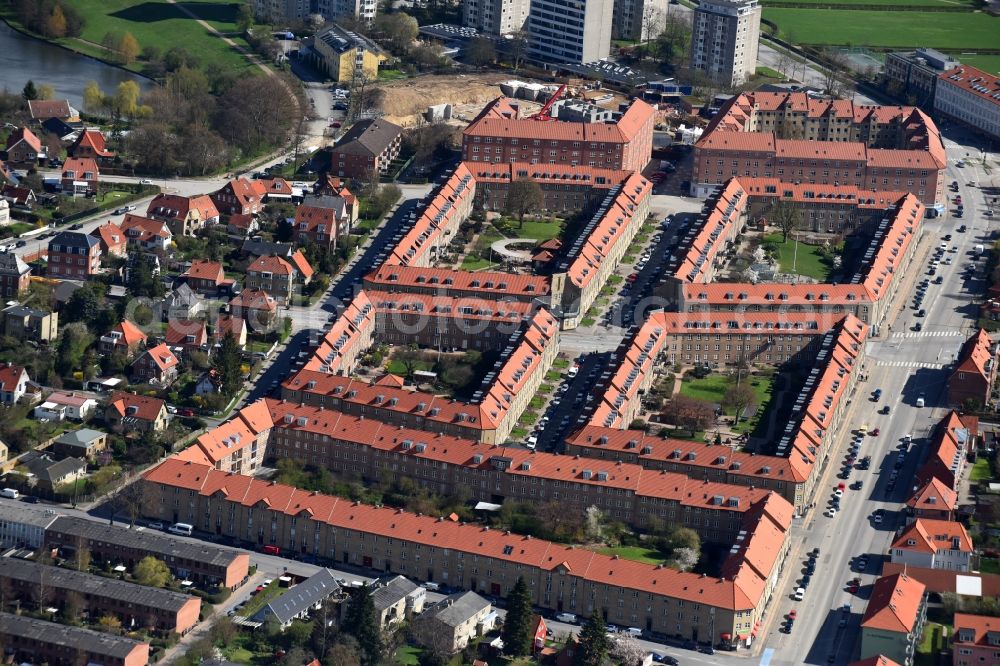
[
  {"left": 953, "top": 613, "right": 1000, "bottom": 647},
  {"left": 71, "top": 129, "right": 114, "bottom": 158},
  {"left": 364, "top": 264, "right": 550, "bottom": 299},
  {"left": 891, "top": 518, "right": 973, "bottom": 554},
  {"left": 61, "top": 158, "right": 99, "bottom": 180},
  {"left": 230, "top": 289, "right": 277, "bottom": 312},
  {"left": 289, "top": 250, "right": 313, "bottom": 281},
  {"left": 954, "top": 329, "right": 994, "bottom": 381},
  {"left": 107, "top": 320, "right": 147, "bottom": 347},
  {"left": 248, "top": 255, "right": 294, "bottom": 277},
  {"left": 917, "top": 410, "right": 977, "bottom": 490},
  {"left": 144, "top": 455, "right": 788, "bottom": 613},
  {"left": 905, "top": 477, "right": 958, "bottom": 513},
  {"left": 106, "top": 391, "right": 166, "bottom": 422},
  {"left": 882, "top": 562, "right": 1000, "bottom": 597},
  {"left": 147, "top": 194, "right": 219, "bottom": 221},
  {"left": 5, "top": 127, "right": 41, "bottom": 153},
  {"left": 464, "top": 98, "right": 655, "bottom": 144},
  {"left": 91, "top": 222, "right": 126, "bottom": 252},
  {"left": 939, "top": 65, "right": 1000, "bottom": 109},
  {"left": 214, "top": 315, "right": 246, "bottom": 343},
  {"left": 27, "top": 100, "right": 71, "bottom": 120},
  {"left": 183, "top": 260, "right": 225, "bottom": 284},
  {"left": 139, "top": 343, "right": 179, "bottom": 372},
  {"left": 860, "top": 573, "right": 925, "bottom": 633},
  {"left": 0, "top": 364, "right": 27, "bottom": 392},
  {"left": 165, "top": 319, "right": 208, "bottom": 347}
]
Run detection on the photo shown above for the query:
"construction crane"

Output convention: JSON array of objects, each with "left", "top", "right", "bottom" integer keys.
[{"left": 531, "top": 84, "right": 567, "bottom": 121}]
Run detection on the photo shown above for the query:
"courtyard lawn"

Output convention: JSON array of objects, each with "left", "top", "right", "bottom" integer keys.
[
  {"left": 679, "top": 371, "right": 777, "bottom": 434},
  {"left": 763, "top": 9, "right": 1000, "bottom": 50},
  {"left": 971, "top": 458, "right": 994, "bottom": 482},
  {"left": 55, "top": 0, "right": 251, "bottom": 75},
  {"left": 517, "top": 218, "right": 564, "bottom": 242},
  {"left": 764, "top": 233, "right": 831, "bottom": 281},
  {"left": 679, "top": 374, "right": 729, "bottom": 405},
  {"left": 915, "top": 622, "right": 951, "bottom": 666},
  {"left": 395, "top": 646, "right": 423, "bottom": 665},
  {"left": 593, "top": 545, "right": 666, "bottom": 565}
]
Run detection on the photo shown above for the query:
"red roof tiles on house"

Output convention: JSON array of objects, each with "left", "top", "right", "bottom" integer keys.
[
  {"left": 860, "top": 573, "right": 925, "bottom": 633},
  {"left": 106, "top": 391, "right": 166, "bottom": 422}
]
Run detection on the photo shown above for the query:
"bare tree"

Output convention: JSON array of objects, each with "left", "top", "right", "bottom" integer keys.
[
  {"left": 503, "top": 178, "right": 545, "bottom": 228},
  {"left": 641, "top": 5, "right": 664, "bottom": 44},
  {"left": 611, "top": 634, "right": 647, "bottom": 666},
  {"left": 507, "top": 29, "right": 529, "bottom": 72},
  {"left": 770, "top": 199, "right": 802, "bottom": 242},
  {"left": 660, "top": 395, "right": 715, "bottom": 436},
  {"left": 722, "top": 383, "right": 755, "bottom": 424}
]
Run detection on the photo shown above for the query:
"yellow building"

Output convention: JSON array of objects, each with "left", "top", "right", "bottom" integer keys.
[{"left": 311, "top": 24, "right": 387, "bottom": 83}]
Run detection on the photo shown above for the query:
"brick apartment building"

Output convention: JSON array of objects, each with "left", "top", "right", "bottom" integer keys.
[
  {"left": 211, "top": 177, "right": 268, "bottom": 216},
  {"left": 47, "top": 231, "right": 101, "bottom": 279},
  {"left": 0, "top": 251, "right": 30, "bottom": 298},
  {"left": 44, "top": 515, "right": 250, "bottom": 590},
  {"left": 60, "top": 157, "right": 100, "bottom": 195},
  {"left": 461, "top": 98, "right": 655, "bottom": 173},
  {"left": 147, "top": 194, "right": 220, "bottom": 237},
  {"left": 691, "top": 91, "right": 946, "bottom": 207},
  {"left": 953, "top": 614, "right": 1000, "bottom": 666},
  {"left": 0, "top": 612, "right": 150, "bottom": 666},
  {"left": 0, "top": 557, "right": 201, "bottom": 634},
  {"left": 142, "top": 456, "right": 791, "bottom": 648},
  {"left": 325, "top": 118, "right": 403, "bottom": 179},
  {"left": 947, "top": 329, "right": 997, "bottom": 408}
]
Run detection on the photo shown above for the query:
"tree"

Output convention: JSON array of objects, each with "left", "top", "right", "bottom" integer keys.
[
  {"left": 585, "top": 506, "right": 605, "bottom": 542},
  {"left": 342, "top": 584, "right": 383, "bottom": 666},
  {"left": 641, "top": 5, "right": 664, "bottom": 43},
  {"left": 466, "top": 37, "right": 496, "bottom": 67},
  {"left": 133, "top": 556, "right": 171, "bottom": 588},
  {"left": 213, "top": 331, "right": 244, "bottom": 395},
  {"left": 507, "top": 29, "right": 528, "bottom": 71},
  {"left": 56, "top": 323, "right": 95, "bottom": 377},
  {"left": 324, "top": 638, "right": 362, "bottom": 666},
  {"left": 722, "top": 383, "right": 755, "bottom": 423},
  {"left": 660, "top": 395, "right": 715, "bottom": 436},
  {"left": 98, "top": 614, "right": 123, "bottom": 634},
  {"left": 575, "top": 611, "right": 611, "bottom": 666},
  {"left": 504, "top": 178, "right": 544, "bottom": 228},
  {"left": 37, "top": 84, "right": 56, "bottom": 101},
  {"left": 111, "top": 80, "right": 143, "bottom": 119},
  {"left": 672, "top": 547, "right": 699, "bottom": 571},
  {"left": 374, "top": 12, "right": 418, "bottom": 53},
  {"left": 770, "top": 199, "right": 802, "bottom": 242},
  {"left": 656, "top": 10, "right": 692, "bottom": 68},
  {"left": 73, "top": 541, "right": 91, "bottom": 572},
  {"left": 101, "top": 32, "right": 122, "bottom": 58},
  {"left": 119, "top": 32, "right": 140, "bottom": 65},
  {"left": 45, "top": 5, "right": 68, "bottom": 38},
  {"left": 22, "top": 80, "right": 38, "bottom": 101},
  {"left": 237, "top": 4, "right": 254, "bottom": 33},
  {"left": 215, "top": 75, "right": 295, "bottom": 155},
  {"left": 502, "top": 577, "right": 534, "bottom": 656},
  {"left": 610, "top": 634, "right": 646, "bottom": 666},
  {"left": 310, "top": 598, "right": 340, "bottom": 655},
  {"left": 83, "top": 80, "right": 105, "bottom": 115}
]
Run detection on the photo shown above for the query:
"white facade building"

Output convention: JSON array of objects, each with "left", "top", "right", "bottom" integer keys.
[
  {"left": 527, "top": 0, "right": 613, "bottom": 65},
  {"left": 934, "top": 65, "right": 1000, "bottom": 142},
  {"left": 690, "top": 0, "right": 761, "bottom": 87}
]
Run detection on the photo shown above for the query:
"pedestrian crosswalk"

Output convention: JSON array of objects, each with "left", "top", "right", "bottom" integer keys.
[
  {"left": 889, "top": 330, "right": 964, "bottom": 340},
  {"left": 875, "top": 359, "right": 947, "bottom": 369}
]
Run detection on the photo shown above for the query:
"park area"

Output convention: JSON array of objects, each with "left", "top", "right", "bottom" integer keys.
[
  {"left": 38, "top": 0, "right": 251, "bottom": 75},
  {"left": 763, "top": 233, "right": 834, "bottom": 282},
  {"left": 677, "top": 368, "right": 777, "bottom": 436}
]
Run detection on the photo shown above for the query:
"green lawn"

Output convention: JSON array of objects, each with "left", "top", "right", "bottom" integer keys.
[
  {"left": 755, "top": 66, "right": 785, "bottom": 79},
  {"left": 971, "top": 458, "right": 994, "bottom": 482},
  {"left": 679, "top": 371, "right": 776, "bottom": 434},
  {"left": 763, "top": 9, "right": 1000, "bottom": 49},
  {"left": 962, "top": 54, "right": 1000, "bottom": 76},
  {"left": 979, "top": 557, "right": 1000, "bottom": 574},
  {"left": 763, "top": 233, "right": 831, "bottom": 281},
  {"left": 679, "top": 374, "right": 729, "bottom": 404},
  {"left": 395, "top": 646, "right": 423, "bottom": 665},
  {"left": 593, "top": 545, "right": 666, "bottom": 565},
  {"left": 915, "top": 622, "right": 951, "bottom": 666},
  {"left": 237, "top": 580, "right": 281, "bottom": 618},
  {"left": 460, "top": 255, "right": 493, "bottom": 270},
  {"left": 508, "top": 218, "right": 564, "bottom": 242},
  {"left": 57, "top": 0, "right": 251, "bottom": 75},
  {"left": 379, "top": 69, "right": 408, "bottom": 81}
]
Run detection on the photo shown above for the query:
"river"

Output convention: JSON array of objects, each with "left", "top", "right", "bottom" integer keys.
[{"left": 0, "top": 22, "right": 153, "bottom": 109}]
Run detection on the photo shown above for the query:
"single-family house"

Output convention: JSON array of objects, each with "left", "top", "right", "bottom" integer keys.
[
  {"left": 891, "top": 518, "right": 974, "bottom": 572},
  {"left": 90, "top": 222, "right": 128, "bottom": 258},
  {"left": 131, "top": 343, "right": 179, "bottom": 385},
  {"left": 414, "top": 591, "right": 495, "bottom": 654},
  {"left": 0, "top": 252, "right": 31, "bottom": 298},
  {"left": 27, "top": 100, "right": 75, "bottom": 122},
  {"left": 906, "top": 478, "right": 959, "bottom": 523},
  {"left": 1, "top": 304, "right": 57, "bottom": 342},
  {"left": 18, "top": 452, "right": 86, "bottom": 492},
  {"left": 105, "top": 392, "right": 169, "bottom": 433},
  {"left": 0, "top": 364, "right": 29, "bottom": 405},
  {"left": 195, "top": 371, "right": 221, "bottom": 396},
  {"left": 226, "top": 213, "right": 259, "bottom": 238},
  {"left": 120, "top": 214, "right": 173, "bottom": 253},
  {"left": 60, "top": 158, "right": 99, "bottom": 195},
  {"left": 41, "top": 117, "right": 74, "bottom": 141},
  {"left": 182, "top": 260, "right": 227, "bottom": 295},
  {"left": 245, "top": 255, "right": 297, "bottom": 304},
  {"left": 51, "top": 428, "right": 108, "bottom": 461},
  {"left": 99, "top": 320, "right": 148, "bottom": 358},
  {"left": 47, "top": 231, "right": 101, "bottom": 279},
  {"left": 211, "top": 178, "right": 268, "bottom": 216},
  {"left": 34, "top": 391, "right": 98, "bottom": 421},
  {"left": 214, "top": 315, "right": 247, "bottom": 349},
  {"left": 147, "top": 194, "right": 220, "bottom": 237},
  {"left": 161, "top": 284, "right": 204, "bottom": 322},
  {"left": 860, "top": 573, "right": 927, "bottom": 665},
  {"left": 369, "top": 576, "right": 425, "bottom": 629},
  {"left": 260, "top": 177, "right": 295, "bottom": 202},
  {"left": 68, "top": 129, "right": 115, "bottom": 164},
  {"left": 166, "top": 319, "right": 209, "bottom": 351},
  {"left": 253, "top": 569, "right": 342, "bottom": 630},
  {"left": 4, "top": 127, "right": 42, "bottom": 165},
  {"left": 241, "top": 238, "right": 294, "bottom": 259},
  {"left": 0, "top": 185, "right": 36, "bottom": 207},
  {"left": 313, "top": 176, "right": 359, "bottom": 220},
  {"left": 229, "top": 290, "right": 277, "bottom": 329},
  {"left": 293, "top": 197, "right": 352, "bottom": 249}
]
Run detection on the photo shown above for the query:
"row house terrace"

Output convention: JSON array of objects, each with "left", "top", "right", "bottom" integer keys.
[
  {"left": 467, "top": 162, "right": 629, "bottom": 213},
  {"left": 364, "top": 264, "right": 550, "bottom": 304},
  {"left": 142, "top": 456, "right": 790, "bottom": 648}
]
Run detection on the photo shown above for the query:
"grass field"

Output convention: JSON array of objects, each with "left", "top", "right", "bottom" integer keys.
[
  {"left": 679, "top": 370, "right": 776, "bottom": 434},
  {"left": 764, "top": 233, "right": 831, "bottom": 281},
  {"left": 593, "top": 545, "right": 666, "bottom": 565},
  {"left": 516, "top": 219, "right": 564, "bottom": 242},
  {"left": 961, "top": 54, "right": 1000, "bottom": 76},
  {"left": 971, "top": 458, "right": 994, "bottom": 482},
  {"left": 763, "top": 9, "right": 1000, "bottom": 49},
  {"left": 59, "top": 0, "right": 251, "bottom": 74},
  {"left": 915, "top": 622, "right": 951, "bottom": 666}
]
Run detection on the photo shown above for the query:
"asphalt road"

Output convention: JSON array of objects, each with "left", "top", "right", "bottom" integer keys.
[{"left": 754, "top": 125, "right": 996, "bottom": 666}]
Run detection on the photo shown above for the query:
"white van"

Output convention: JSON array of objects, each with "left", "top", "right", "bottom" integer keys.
[
  {"left": 626, "top": 627, "right": 643, "bottom": 638},
  {"left": 916, "top": 395, "right": 925, "bottom": 408},
  {"left": 0, "top": 488, "right": 18, "bottom": 499},
  {"left": 167, "top": 522, "right": 193, "bottom": 536},
  {"left": 556, "top": 612, "right": 578, "bottom": 624}
]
